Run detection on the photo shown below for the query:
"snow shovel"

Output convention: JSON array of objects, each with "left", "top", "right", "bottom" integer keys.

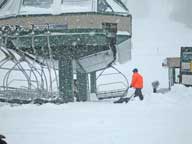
[{"left": 113, "top": 93, "right": 135, "bottom": 104}]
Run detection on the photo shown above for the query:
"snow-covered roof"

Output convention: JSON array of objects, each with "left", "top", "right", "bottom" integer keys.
[{"left": 0, "top": 0, "right": 129, "bottom": 19}]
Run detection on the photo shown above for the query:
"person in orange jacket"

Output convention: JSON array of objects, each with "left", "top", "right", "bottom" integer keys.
[{"left": 130, "top": 68, "right": 144, "bottom": 100}]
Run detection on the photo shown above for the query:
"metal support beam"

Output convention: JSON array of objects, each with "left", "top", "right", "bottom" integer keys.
[
  {"left": 59, "top": 56, "right": 74, "bottom": 103},
  {"left": 90, "top": 71, "right": 96, "bottom": 93},
  {"left": 77, "top": 72, "right": 88, "bottom": 102}
]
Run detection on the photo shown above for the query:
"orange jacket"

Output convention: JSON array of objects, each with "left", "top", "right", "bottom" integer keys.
[{"left": 131, "top": 72, "right": 143, "bottom": 88}]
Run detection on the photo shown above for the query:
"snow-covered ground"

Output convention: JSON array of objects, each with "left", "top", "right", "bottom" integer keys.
[
  {"left": 1, "top": 1, "right": 192, "bottom": 144},
  {"left": 0, "top": 85, "right": 192, "bottom": 144}
]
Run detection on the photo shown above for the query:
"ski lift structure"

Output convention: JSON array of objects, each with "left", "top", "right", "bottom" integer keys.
[{"left": 0, "top": 0, "right": 132, "bottom": 103}]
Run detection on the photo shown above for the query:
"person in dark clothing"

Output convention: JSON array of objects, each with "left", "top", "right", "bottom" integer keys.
[{"left": 130, "top": 68, "right": 144, "bottom": 101}]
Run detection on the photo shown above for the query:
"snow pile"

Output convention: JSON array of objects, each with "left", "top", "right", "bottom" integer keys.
[{"left": 143, "top": 84, "right": 192, "bottom": 106}]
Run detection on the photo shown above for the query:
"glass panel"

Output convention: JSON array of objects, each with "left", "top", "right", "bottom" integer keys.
[
  {"left": 0, "top": 0, "right": 4, "bottom": 5},
  {"left": 0, "top": 0, "right": 8, "bottom": 9},
  {"left": 62, "top": 0, "right": 91, "bottom": 4},
  {"left": 106, "top": 0, "right": 127, "bottom": 13},
  {"left": 23, "top": 0, "right": 53, "bottom": 7},
  {"left": 61, "top": 0, "right": 93, "bottom": 12},
  {"left": 98, "top": 0, "right": 128, "bottom": 13},
  {"left": 98, "top": 0, "right": 113, "bottom": 12}
]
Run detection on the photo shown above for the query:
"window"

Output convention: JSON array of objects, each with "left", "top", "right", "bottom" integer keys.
[
  {"left": 61, "top": 0, "right": 92, "bottom": 7},
  {"left": 61, "top": 0, "right": 90, "bottom": 4},
  {"left": 23, "top": 0, "right": 53, "bottom": 7},
  {"left": 98, "top": 0, "right": 128, "bottom": 13},
  {"left": 61, "top": 0, "right": 93, "bottom": 12},
  {"left": 0, "top": 0, "right": 8, "bottom": 9},
  {"left": 98, "top": 0, "right": 113, "bottom": 12}
]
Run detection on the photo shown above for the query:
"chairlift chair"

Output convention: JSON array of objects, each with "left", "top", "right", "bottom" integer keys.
[{"left": 96, "top": 66, "right": 129, "bottom": 100}]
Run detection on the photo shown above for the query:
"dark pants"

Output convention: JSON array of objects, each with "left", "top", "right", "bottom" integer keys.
[
  {"left": 134, "top": 88, "right": 144, "bottom": 100},
  {"left": 0, "top": 139, "right": 7, "bottom": 144}
]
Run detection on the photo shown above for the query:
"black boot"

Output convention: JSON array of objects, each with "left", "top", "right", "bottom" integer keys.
[{"left": 139, "top": 95, "right": 144, "bottom": 101}]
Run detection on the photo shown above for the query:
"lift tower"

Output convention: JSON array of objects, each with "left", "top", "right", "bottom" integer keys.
[{"left": 0, "top": 0, "right": 132, "bottom": 103}]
